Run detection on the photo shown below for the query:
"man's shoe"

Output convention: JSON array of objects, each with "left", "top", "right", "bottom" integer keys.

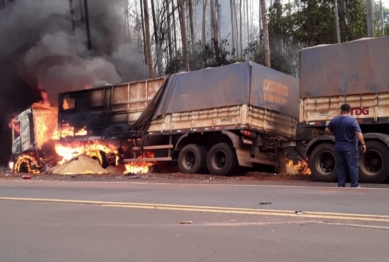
[{"left": 352, "top": 185, "right": 361, "bottom": 188}]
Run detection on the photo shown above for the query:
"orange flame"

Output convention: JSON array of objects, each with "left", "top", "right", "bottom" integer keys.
[
  {"left": 9, "top": 118, "right": 20, "bottom": 134},
  {"left": 75, "top": 127, "right": 87, "bottom": 136},
  {"left": 124, "top": 151, "right": 155, "bottom": 174},
  {"left": 63, "top": 99, "right": 70, "bottom": 110},
  {"left": 55, "top": 141, "right": 118, "bottom": 165},
  {"left": 52, "top": 126, "right": 88, "bottom": 140},
  {"left": 14, "top": 154, "right": 40, "bottom": 174},
  {"left": 287, "top": 159, "right": 311, "bottom": 175}
]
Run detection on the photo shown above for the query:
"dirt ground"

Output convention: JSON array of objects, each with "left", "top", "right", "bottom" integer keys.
[
  {"left": 0, "top": 146, "right": 312, "bottom": 183},
  {"left": 0, "top": 168, "right": 312, "bottom": 183}
]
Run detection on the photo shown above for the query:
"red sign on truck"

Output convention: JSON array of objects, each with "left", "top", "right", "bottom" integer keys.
[{"left": 350, "top": 107, "right": 369, "bottom": 116}]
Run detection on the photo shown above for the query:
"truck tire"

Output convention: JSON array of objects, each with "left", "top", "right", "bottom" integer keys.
[
  {"left": 359, "top": 141, "right": 389, "bottom": 183},
  {"left": 178, "top": 144, "right": 207, "bottom": 174},
  {"left": 90, "top": 151, "right": 109, "bottom": 168},
  {"left": 99, "top": 151, "right": 109, "bottom": 169},
  {"left": 18, "top": 161, "right": 32, "bottom": 174},
  {"left": 15, "top": 157, "right": 33, "bottom": 174},
  {"left": 206, "top": 143, "right": 237, "bottom": 176},
  {"left": 308, "top": 143, "right": 337, "bottom": 182}
]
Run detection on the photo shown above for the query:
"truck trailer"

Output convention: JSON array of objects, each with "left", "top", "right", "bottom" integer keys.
[
  {"left": 56, "top": 61, "right": 299, "bottom": 176},
  {"left": 300, "top": 36, "right": 389, "bottom": 183}
]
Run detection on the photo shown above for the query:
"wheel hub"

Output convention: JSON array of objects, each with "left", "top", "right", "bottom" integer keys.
[
  {"left": 362, "top": 150, "right": 383, "bottom": 176},
  {"left": 212, "top": 151, "right": 227, "bottom": 170},
  {"left": 183, "top": 151, "right": 196, "bottom": 169},
  {"left": 316, "top": 151, "right": 335, "bottom": 175}
]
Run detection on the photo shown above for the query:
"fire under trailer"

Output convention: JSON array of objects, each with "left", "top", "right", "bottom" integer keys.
[{"left": 58, "top": 61, "right": 299, "bottom": 176}]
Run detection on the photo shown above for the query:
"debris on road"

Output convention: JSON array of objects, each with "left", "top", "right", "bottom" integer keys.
[
  {"left": 180, "top": 221, "right": 193, "bottom": 224},
  {"left": 22, "top": 175, "right": 32, "bottom": 179},
  {"left": 295, "top": 211, "right": 303, "bottom": 215},
  {"left": 259, "top": 201, "right": 272, "bottom": 205},
  {"left": 126, "top": 175, "right": 140, "bottom": 179}
]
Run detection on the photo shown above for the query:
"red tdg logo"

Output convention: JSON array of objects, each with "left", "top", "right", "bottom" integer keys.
[{"left": 351, "top": 107, "right": 369, "bottom": 116}]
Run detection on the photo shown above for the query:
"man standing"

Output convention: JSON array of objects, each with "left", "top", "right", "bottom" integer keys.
[{"left": 325, "top": 104, "right": 366, "bottom": 188}]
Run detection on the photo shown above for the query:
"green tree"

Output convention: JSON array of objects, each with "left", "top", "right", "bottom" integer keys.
[
  {"left": 165, "top": 39, "right": 232, "bottom": 75},
  {"left": 245, "top": 0, "right": 368, "bottom": 76}
]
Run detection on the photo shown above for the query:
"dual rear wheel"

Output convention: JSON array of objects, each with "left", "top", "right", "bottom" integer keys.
[
  {"left": 178, "top": 143, "right": 237, "bottom": 176},
  {"left": 309, "top": 141, "right": 389, "bottom": 183}
]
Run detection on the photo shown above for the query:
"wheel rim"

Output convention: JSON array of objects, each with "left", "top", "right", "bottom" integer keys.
[
  {"left": 360, "top": 149, "right": 383, "bottom": 176},
  {"left": 315, "top": 151, "right": 336, "bottom": 175},
  {"left": 211, "top": 150, "right": 227, "bottom": 170},
  {"left": 182, "top": 151, "right": 196, "bottom": 170}
]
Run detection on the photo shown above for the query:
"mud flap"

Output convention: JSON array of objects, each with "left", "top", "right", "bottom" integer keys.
[
  {"left": 275, "top": 150, "right": 287, "bottom": 174},
  {"left": 235, "top": 147, "right": 253, "bottom": 168}
]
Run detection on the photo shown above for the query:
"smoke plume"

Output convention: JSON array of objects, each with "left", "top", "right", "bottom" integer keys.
[{"left": 0, "top": 0, "right": 146, "bottom": 165}]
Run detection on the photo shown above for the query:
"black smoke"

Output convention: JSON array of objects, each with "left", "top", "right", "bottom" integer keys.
[{"left": 0, "top": 0, "right": 146, "bottom": 165}]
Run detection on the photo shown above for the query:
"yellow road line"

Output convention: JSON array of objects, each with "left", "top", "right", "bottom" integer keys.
[{"left": 1, "top": 197, "right": 389, "bottom": 223}]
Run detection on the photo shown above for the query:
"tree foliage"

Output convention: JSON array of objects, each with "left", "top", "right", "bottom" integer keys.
[
  {"left": 165, "top": 39, "right": 232, "bottom": 75},
  {"left": 243, "top": 0, "right": 369, "bottom": 76}
]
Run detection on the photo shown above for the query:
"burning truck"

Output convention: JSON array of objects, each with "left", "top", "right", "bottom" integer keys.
[
  {"left": 9, "top": 36, "right": 389, "bottom": 184},
  {"left": 9, "top": 61, "right": 301, "bottom": 175}
]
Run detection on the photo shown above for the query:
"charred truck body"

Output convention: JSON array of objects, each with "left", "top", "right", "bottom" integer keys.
[
  {"left": 300, "top": 36, "right": 389, "bottom": 183},
  {"left": 58, "top": 62, "right": 299, "bottom": 175},
  {"left": 10, "top": 104, "right": 59, "bottom": 173}
]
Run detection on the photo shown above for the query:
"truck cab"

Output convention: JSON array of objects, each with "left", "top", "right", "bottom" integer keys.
[{"left": 10, "top": 104, "right": 59, "bottom": 173}]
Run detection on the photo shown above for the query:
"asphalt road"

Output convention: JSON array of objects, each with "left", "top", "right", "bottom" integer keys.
[{"left": 0, "top": 179, "right": 389, "bottom": 262}]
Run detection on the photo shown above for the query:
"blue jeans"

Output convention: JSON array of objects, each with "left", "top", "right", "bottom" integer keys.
[{"left": 335, "top": 150, "right": 359, "bottom": 187}]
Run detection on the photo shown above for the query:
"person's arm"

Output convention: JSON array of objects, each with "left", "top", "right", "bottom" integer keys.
[
  {"left": 355, "top": 132, "right": 366, "bottom": 153},
  {"left": 355, "top": 132, "right": 365, "bottom": 144},
  {"left": 325, "top": 127, "right": 334, "bottom": 136},
  {"left": 353, "top": 120, "right": 366, "bottom": 153},
  {"left": 325, "top": 121, "right": 334, "bottom": 136}
]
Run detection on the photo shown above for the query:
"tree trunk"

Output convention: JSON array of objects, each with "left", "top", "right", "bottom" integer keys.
[
  {"left": 178, "top": 0, "right": 190, "bottom": 71},
  {"left": 150, "top": 0, "right": 162, "bottom": 75},
  {"left": 366, "top": 0, "right": 374, "bottom": 37},
  {"left": 246, "top": 0, "right": 249, "bottom": 49},
  {"left": 84, "top": 0, "right": 92, "bottom": 50},
  {"left": 172, "top": 1, "right": 178, "bottom": 54},
  {"left": 140, "top": 0, "right": 147, "bottom": 68},
  {"left": 334, "top": 0, "right": 341, "bottom": 43},
  {"left": 216, "top": 0, "right": 221, "bottom": 41},
  {"left": 210, "top": 0, "right": 220, "bottom": 64},
  {"left": 258, "top": 0, "right": 262, "bottom": 40},
  {"left": 166, "top": 0, "right": 173, "bottom": 63},
  {"left": 230, "top": 0, "right": 236, "bottom": 55},
  {"left": 202, "top": 0, "right": 208, "bottom": 44},
  {"left": 239, "top": 0, "right": 243, "bottom": 57},
  {"left": 251, "top": 0, "right": 253, "bottom": 41},
  {"left": 274, "top": 0, "right": 283, "bottom": 54},
  {"left": 79, "top": 0, "right": 84, "bottom": 23},
  {"left": 380, "top": 0, "right": 384, "bottom": 35},
  {"left": 188, "top": 0, "right": 195, "bottom": 51},
  {"left": 260, "top": 0, "right": 271, "bottom": 67},
  {"left": 143, "top": 0, "right": 154, "bottom": 78},
  {"left": 69, "top": 0, "right": 75, "bottom": 33},
  {"left": 234, "top": 0, "right": 238, "bottom": 55},
  {"left": 124, "top": 0, "right": 131, "bottom": 42}
]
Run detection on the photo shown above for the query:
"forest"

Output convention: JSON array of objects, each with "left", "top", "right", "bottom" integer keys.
[{"left": 130, "top": 0, "right": 389, "bottom": 78}]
